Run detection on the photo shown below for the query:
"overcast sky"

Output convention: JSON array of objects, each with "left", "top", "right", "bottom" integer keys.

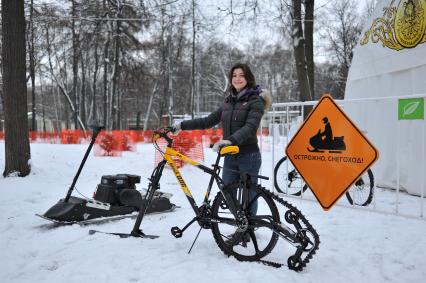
[{"left": 198, "top": 0, "right": 374, "bottom": 61}]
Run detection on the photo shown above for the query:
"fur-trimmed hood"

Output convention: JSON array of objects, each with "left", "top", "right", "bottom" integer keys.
[
  {"left": 259, "top": 89, "right": 272, "bottom": 111},
  {"left": 226, "top": 85, "right": 273, "bottom": 110}
]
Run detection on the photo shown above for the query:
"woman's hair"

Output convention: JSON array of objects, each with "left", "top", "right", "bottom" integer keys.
[{"left": 228, "top": 63, "right": 256, "bottom": 93}]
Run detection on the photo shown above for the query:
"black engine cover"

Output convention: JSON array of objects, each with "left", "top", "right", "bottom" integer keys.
[{"left": 94, "top": 174, "right": 141, "bottom": 205}]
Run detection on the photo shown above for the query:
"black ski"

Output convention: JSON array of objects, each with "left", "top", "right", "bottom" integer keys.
[
  {"left": 36, "top": 205, "right": 177, "bottom": 226},
  {"left": 35, "top": 212, "right": 137, "bottom": 226},
  {"left": 88, "top": 229, "right": 159, "bottom": 239}
]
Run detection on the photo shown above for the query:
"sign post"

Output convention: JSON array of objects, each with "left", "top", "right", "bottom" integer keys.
[{"left": 286, "top": 94, "right": 379, "bottom": 210}]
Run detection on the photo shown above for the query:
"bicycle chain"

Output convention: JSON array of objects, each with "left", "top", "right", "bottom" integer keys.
[{"left": 263, "top": 188, "right": 320, "bottom": 271}]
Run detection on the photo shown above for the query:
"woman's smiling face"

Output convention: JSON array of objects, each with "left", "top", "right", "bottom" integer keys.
[{"left": 232, "top": 68, "right": 247, "bottom": 92}]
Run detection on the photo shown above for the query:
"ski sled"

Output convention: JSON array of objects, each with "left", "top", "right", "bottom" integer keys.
[
  {"left": 307, "top": 129, "right": 346, "bottom": 153},
  {"left": 37, "top": 125, "right": 175, "bottom": 225},
  {"left": 36, "top": 190, "right": 176, "bottom": 225}
]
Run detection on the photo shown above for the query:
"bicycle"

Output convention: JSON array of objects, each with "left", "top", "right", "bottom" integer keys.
[
  {"left": 125, "top": 127, "right": 319, "bottom": 271},
  {"left": 274, "top": 155, "right": 374, "bottom": 206}
]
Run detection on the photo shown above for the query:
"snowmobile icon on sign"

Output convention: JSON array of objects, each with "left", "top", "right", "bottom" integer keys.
[{"left": 307, "top": 116, "right": 346, "bottom": 154}]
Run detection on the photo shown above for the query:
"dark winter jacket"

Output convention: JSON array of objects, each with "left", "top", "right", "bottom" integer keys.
[{"left": 181, "top": 86, "right": 270, "bottom": 153}]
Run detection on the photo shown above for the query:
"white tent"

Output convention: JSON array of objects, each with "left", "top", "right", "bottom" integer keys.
[{"left": 344, "top": 0, "right": 426, "bottom": 196}]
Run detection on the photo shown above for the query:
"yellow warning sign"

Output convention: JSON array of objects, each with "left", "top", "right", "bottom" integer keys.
[{"left": 286, "top": 94, "right": 379, "bottom": 210}]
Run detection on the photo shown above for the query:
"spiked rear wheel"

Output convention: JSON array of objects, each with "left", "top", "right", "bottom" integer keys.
[{"left": 211, "top": 184, "right": 279, "bottom": 262}]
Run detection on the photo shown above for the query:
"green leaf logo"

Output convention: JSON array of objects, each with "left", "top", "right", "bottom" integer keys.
[
  {"left": 403, "top": 102, "right": 420, "bottom": 117},
  {"left": 398, "top": 98, "right": 424, "bottom": 120}
]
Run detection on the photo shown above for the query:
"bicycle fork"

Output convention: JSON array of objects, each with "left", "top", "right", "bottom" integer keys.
[{"left": 130, "top": 160, "right": 166, "bottom": 237}]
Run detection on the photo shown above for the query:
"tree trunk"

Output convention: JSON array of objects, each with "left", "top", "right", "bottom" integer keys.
[
  {"left": 92, "top": 44, "right": 99, "bottom": 124},
  {"left": 39, "top": 72, "right": 46, "bottom": 132},
  {"left": 168, "top": 35, "right": 173, "bottom": 126},
  {"left": 45, "top": 24, "right": 85, "bottom": 131},
  {"left": 143, "top": 82, "right": 158, "bottom": 131},
  {"left": 111, "top": 15, "right": 121, "bottom": 129},
  {"left": 292, "top": 0, "right": 313, "bottom": 119},
  {"left": 71, "top": 0, "right": 79, "bottom": 129},
  {"left": 80, "top": 52, "right": 87, "bottom": 128},
  {"left": 304, "top": 0, "right": 315, "bottom": 99},
  {"left": 2, "top": 0, "right": 31, "bottom": 177},
  {"left": 103, "top": 37, "right": 110, "bottom": 128},
  {"left": 29, "top": 0, "right": 36, "bottom": 131},
  {"left": 190, "top": 0, "right": 196, "bottom": 118}
]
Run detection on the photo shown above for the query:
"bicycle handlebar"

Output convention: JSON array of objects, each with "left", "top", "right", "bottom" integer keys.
[{"left": 153, "top": 128, "right": 269, "bottom": 180}]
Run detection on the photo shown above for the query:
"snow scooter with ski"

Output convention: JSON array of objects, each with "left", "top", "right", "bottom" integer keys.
[{"left": 37, "top": 125, "right": 175, "bottom": 225}]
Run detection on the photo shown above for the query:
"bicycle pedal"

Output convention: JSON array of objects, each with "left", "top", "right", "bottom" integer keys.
[{"left": 171, "top": 226, "right": 183, "bottom": 238}]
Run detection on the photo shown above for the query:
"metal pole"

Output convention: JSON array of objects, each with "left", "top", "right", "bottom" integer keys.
[
  {"left": 64, "top": 126, "right": 103, "bottom": 202},
  {"left": 396, "top": 115, "right": 400, "bottom": 214},
  {"left": 421, "top": 120, "right": 425, "bottom": 218},
  {"left": 272, "top": 106, "right": 275, "bottom": 192}
]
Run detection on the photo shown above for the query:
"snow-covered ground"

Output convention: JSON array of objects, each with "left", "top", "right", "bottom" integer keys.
[{"left": 1, "top": 142, "right": 426, "bottom": 283}]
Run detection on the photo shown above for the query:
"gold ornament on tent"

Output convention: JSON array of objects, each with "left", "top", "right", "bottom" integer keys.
[{"left": 360, "top": 0, "right": 426, "bottom": 50}]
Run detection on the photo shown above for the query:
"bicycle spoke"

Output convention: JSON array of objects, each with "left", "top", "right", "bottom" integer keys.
[
  {"left": 211, "top": 184, "right": 279, "bottom": 261},
  {"left": 274, "top": 157, "right": 306, "bottom": 195},
  {"left": 345, "top": 169, "right": 374, "bottom": 206}
]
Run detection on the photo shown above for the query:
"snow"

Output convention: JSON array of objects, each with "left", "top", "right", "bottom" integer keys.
[{"left": 1, "top": 141, "right": 426, "bottom": 283}]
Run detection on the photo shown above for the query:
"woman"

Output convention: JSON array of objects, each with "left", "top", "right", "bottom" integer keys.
[{"left": 173, "top": 63, "right": 271, "bottom": 241}]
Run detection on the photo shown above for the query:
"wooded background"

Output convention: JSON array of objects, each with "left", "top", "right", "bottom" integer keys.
[{"left": 0, "top": 0, "right": 375, "bottom": 132}]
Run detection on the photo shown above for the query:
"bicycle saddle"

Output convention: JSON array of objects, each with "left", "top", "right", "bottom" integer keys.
[{"left": 220, "top": 145, "right": 239, "bottom": 155}]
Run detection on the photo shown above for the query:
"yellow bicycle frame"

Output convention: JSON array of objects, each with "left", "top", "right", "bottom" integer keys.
[
  {"left": 161, "top": 145, "right": 239, "bottom": 201},
  {"left": 130, "top": 132, "right": 240, "bottom": 237}
]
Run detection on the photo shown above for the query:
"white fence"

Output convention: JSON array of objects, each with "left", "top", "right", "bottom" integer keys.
[{"left": 264, "top": 94, "right": 426, "bottom": 220}]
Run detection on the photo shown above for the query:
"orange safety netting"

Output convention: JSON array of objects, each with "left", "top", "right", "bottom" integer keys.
[
  {"left": 39, "top": 131, "right": 61, "bottom": 143},
  {"left": 154, "top": 131, "right": 204, "bottom": 168},
  {"left": 257, "top": 128, "right": 271, "bottom": 152},
  {"left": 111, "top": 130, "right": 137, "bottom": 152},
  {"left": 94, "top": 132, "right": 123, "bottom": 157},
  {"left": 143, "top": 130, "right": 154, "bottom": 143},
  {"left": 29, "top": 131, "right": 38, "bottom": 142},
  {"left": 60, "top": 129, "right": 86, "bottom": 144},
  {"left": 260, "top": 128, "right": 269, "bottom": 136},
  {"left": 202, "top": 128, "right": 223, "bottom": 147},
  {"left": 129, "top": 130, "right": 144, "bottom": 143},
  {"left": 10, "top": 127, "right": 270, "bottom": 149},
  {"left": 27, "top": 131, "right": 61, "bottom": 143}
]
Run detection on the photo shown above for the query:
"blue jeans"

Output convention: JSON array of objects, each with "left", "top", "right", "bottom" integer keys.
[{"left": 222, "top": 151, "right": 261, "bottom": 215}]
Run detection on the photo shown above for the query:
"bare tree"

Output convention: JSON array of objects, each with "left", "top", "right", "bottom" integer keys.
[
  {"left": 291, "top": 0, "right": 314, "bottom": 117},
  {"left": 275, "top": 0, "right": 314, "bottom": 110},
  {"left": 44, "top": 21, "right": 86, "bottom": 130},
  {"left": 190, "top": 0, "right": 196, "bottom": 118},
  {"left": 320, "top": 0, "right": 362, "bottom": 98},
  {"left": 71, "top": 0, "right": 80, "bottom": 129},
  {"left": 2, "top": 0, "right": 31, "bottom": 177},
  {"left": 29, "top": 0, "right": 37, "bottom": 131},
  {"left": 0, "top": 12, "right": 3, "bottom": 132}
]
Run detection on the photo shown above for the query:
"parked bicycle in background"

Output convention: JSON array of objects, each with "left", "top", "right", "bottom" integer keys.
[{"left": 274, "top": 155, "right": 374, "bottom": 206}]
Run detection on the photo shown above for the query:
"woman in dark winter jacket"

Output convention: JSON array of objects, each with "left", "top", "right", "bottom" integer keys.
[{"left": 173, "top": 63, "right": 272, "bottom": 237}]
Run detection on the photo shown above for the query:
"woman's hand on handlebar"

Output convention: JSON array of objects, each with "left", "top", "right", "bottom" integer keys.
[{"left": 212, "top": 140, "right": 232, "bottom": 152}]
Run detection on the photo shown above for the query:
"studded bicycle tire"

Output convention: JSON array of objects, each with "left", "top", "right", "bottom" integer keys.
[
  {"left": 211, "top": 184, "right": 320, "bottom": 272},
  {"left": 210, "top": 184, "right": 280, "bottom": 261}
]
